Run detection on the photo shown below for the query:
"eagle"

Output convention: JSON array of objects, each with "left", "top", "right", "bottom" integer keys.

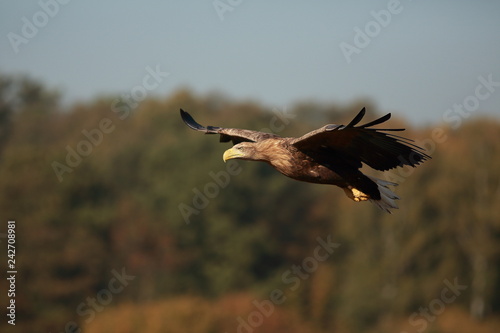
[{"left": 180, "top": 108, "right": 430, "bottom": 213}]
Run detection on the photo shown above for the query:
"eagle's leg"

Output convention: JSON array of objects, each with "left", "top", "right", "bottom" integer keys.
[{"left": 343, "top": 186, "right": 370, "bottom": 202}]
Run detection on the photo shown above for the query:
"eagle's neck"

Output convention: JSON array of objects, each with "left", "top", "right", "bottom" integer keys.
[{"left": 255, "top": 139, "right": 295, "bottom": 174}]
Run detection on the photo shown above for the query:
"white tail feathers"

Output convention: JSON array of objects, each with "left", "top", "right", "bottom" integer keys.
[{"left": 367, "top": 176, "right": 400, "bottom": 213}]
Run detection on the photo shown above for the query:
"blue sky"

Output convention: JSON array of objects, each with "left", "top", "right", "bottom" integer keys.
[{"left": 1, "top": 0, "right": 499, "bottom": 125}]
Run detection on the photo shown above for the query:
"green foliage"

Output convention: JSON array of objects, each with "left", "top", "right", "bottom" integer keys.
[{"left": 0, "top": 73, "right": 499, "bottom": 333}]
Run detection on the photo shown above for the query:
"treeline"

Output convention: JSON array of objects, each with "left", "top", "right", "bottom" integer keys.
[{"left": 0, "top": 74, "right": 499, "bottom": 333}]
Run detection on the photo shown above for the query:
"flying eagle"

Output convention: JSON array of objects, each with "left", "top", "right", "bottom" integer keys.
[{"left": 180, "top": 108, "right": 430, "bottom": 213}]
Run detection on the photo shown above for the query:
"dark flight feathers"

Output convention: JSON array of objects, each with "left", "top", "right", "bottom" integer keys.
[{"left": 290, "top": 108, "right": 430, "bottom": 171}]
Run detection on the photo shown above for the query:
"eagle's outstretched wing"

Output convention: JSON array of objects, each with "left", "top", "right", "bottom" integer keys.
[
  {"left": 290, "top": 108, "right": 430, "bottom": 171},
  {"left": 180, "top": 109, "right": 278, "bottom": 144}
]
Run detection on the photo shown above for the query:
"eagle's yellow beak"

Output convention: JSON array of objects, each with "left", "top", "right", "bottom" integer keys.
[{"left": 223, "top": 147, "right": 244, "bottom": 162}]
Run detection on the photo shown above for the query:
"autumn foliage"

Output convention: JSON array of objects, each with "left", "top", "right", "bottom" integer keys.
[{"left": 0, "top": 74, "right": 499, "bottom": 333}]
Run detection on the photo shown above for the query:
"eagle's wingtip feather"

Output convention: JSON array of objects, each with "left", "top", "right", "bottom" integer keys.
[{"left": 180, "top": 109, "right": 207, "bottom": 131}]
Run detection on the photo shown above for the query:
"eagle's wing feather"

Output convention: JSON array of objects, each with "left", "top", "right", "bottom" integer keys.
[
  {"left": 290, "top": 108, "right": 430, "bottom": 171},
  {"left": 180, "top": 109, "right": 278, "bottom": 144}
]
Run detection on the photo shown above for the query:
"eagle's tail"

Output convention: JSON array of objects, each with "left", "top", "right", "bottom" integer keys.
[{"left": 367, "top": 176, "right": 399, "bottom": 213}]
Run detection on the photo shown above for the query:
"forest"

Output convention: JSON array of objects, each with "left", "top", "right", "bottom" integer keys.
[{"left": 0, "top": 73, "right": 499, "bottom": 333}]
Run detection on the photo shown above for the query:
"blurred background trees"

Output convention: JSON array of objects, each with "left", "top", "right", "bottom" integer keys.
[{"left": 0, "top": 73, "right": 499, "bottom": 333}]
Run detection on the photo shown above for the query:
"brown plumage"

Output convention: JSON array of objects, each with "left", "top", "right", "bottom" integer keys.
[{"left": 180, "top": 108, "right": 430, "bottom": 213}]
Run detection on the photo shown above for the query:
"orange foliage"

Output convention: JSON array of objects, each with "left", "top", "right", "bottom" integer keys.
[{"left": 85, "top": 293, "right": 317, "bottom": 333}]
